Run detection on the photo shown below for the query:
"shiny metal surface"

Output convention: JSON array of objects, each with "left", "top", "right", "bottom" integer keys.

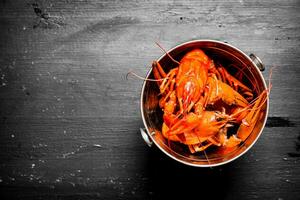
[
  {"left": 140, "top": 40, "right": 269, "bottom": 167},
  {"left": 140, "top": 128, "right": 153, "bottom": 147},
  {"left": 249, "top": 53, "right": 265, "bottom": 71}
]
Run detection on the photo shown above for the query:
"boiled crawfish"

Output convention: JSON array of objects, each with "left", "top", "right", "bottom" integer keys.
[{"left": 152, "top": 49, "right": 268, "bottom": 154}]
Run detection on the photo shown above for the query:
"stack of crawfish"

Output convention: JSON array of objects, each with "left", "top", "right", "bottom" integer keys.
[{"left": 152, "top": 49, "right": 268, "bottom": 154}]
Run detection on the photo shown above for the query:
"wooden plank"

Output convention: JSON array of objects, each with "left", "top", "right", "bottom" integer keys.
[{"left": 0, "top": 0, "right": 299, "bottom": 199}]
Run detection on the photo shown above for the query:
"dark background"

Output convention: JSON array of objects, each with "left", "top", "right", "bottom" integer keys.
[{"left": 0, "top": 0, "right": 299, "bottom": 199}]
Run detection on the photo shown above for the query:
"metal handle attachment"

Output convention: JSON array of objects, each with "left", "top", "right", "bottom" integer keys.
[
  {"left": 249, "top": 54, "right": 265, "bottom": 71},
  {"left": 140, "top": 128, "right": 153, "bottom": 147}
]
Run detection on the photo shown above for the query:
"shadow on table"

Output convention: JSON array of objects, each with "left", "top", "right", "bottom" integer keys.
[{"left": 143, "top": 146, "right": 237, "bottom": 199}]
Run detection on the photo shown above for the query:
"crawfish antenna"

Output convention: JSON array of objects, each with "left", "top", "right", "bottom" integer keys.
[
  {"left": 126, "top": 70, "right": 167, "bottom": 82},
  {"left": 267, "top": 66, "right": 275, "bottom": 93},
  {"left": 155, "top": 42, "right": 180, "bottom": 65},
  {"left": 198, "top": 141, "right": 212, "bottom": 167}
]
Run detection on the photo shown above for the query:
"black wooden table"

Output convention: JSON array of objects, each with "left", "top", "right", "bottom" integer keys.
[{"left": 0, "top": 0, "right": 299, "bottom": 199}]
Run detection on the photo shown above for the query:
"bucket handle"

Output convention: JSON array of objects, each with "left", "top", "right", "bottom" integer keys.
[
  {"left": 249, "top": 54, "right": 265, "bottom": 71},
  {"left": 140, "top": 128, "right": 153, "bottom": 147}
]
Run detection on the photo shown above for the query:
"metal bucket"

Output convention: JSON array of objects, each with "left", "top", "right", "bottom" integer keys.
[{"left": 140, "top": 40, "right": 268, "bottom": 167}]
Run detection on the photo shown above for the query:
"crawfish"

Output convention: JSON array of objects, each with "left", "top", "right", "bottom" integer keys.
[
  {"left": 176, "top": 49, "right": 211, "bottom": 113},
  {"left": 152, "top": 48, "right": 269, "bottom": 154},
  {"left": 165, "top": 99, "right": 234, "bottom": 151},
  {"left": 153, "top": 49, "right": 210, "bottom": 113}
]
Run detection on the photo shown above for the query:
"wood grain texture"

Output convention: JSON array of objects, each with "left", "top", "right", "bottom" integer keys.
[{"left": 0, "top": 0, "right": 299, "bottom": 199}]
